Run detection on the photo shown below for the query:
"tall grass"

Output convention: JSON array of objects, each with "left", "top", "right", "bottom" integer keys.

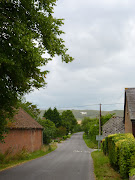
[
  {"left": 91, "top": 151, "right": 125, "bottom": 180},
  {"left": 83, "top": 133, "right": 98, "bottom": 149},
  {"left": 0, "top": 143, "right": 57, "bottom": 171}
]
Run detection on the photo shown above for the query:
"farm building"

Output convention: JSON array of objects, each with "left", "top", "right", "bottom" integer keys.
[
  {"left": 102, "top": 116, "right": 125, "bottom": 138},
  {"left": 0, "top": 108, "right": 43, "bottom": 154},
  {"left": 124, "top": 88, "right": 135, "bottom": 136}
]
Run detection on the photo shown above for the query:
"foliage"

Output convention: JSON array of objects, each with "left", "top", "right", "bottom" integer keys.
[
  {"left": 44, "top": 107, "right": 62, "bottom": 127},
  {"left": 43, "top": 108, "right": 53, "bottom": 120},
  {"left": 20, "top": 101, "right": 40, "bottom": 121},
  {"left": 82, "top": 117, "right": 99, "bottom": 144},
  {"left": 62, "top": 136, "right": 68, "bottom": 140},
  {"left": 101, "top": 113, "right": 114, "bottom": 130},
  {"left": 129, "top": 168, "right": 135, "bottom": 177},
  {"left": 56, "top": 126, "right": 67, "bottom": 137},
  {"left": 61, "top": 110, "right": 77, "bottom": 134},
  {"left": 81, "top": 117, "right": 91, "bottom": 135},
  {"left": 91, "top": 151, "right": 123, "bottom": 180},
  {"left": 38, "top": 119, "right": 57, "bottom": 144},
  {"left": 73, "top": 124, "right": 83, "bottom": 132},
  {"left": 130, "top": 153, "right": 135, "bottom": 176},
  {"left": 83, "top": 133, "right": 98, "bottom": 149},
  {"left": 0, "top": 0, "right": 73, "bottom": 140},
  {"left": 102, "top": 133, "right": 135, "bottom": 178},
  {"left": 82, "top": 114, "right": 113, "bottom": 146},
  {"left": 0, "top": 143, "right": 57, "bottom": 170}
]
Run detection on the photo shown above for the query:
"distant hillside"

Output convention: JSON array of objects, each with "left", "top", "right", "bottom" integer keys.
[{"left": 39, "top": 109, "right": 124, "bottom": 121}]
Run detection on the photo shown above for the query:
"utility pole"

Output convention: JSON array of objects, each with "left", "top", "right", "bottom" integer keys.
[
  {"left": 97, "top": 103, "right": 102, "bottom": 150},
  {"left": 99, "top": 103, "right": 101, "bottom": 135}
]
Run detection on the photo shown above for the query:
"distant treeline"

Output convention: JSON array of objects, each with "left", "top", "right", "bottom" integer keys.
[{"left": 39, "top": 109, "right": 124, "bottom": 121}]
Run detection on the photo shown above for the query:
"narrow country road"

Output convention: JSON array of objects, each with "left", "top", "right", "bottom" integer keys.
[{"left": 0, "top": 132, "right": 95, "bottom": 180}]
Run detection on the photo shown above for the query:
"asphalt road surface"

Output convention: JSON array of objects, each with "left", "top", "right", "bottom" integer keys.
[{"left": 0, "top": 132, "right": 95, "bottom": 180}]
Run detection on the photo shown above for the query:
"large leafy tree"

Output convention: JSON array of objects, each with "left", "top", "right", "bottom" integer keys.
[
  {"left": 0, "top": 0, "right": 73, "bottom": 141},
  {"left": 38, "top": 119, "right": 57, "bottom": 144},
  {"left": 44, "top": 107, "right": 61, "bottom": 127},
  {"left": 61, "top": 110, "right": 77, "bottom": 134}
]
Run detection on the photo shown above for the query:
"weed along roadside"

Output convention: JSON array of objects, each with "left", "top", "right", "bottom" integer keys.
[
  {"left": 0, "top": 134, "right": 72, "bottom": 172},
  {"left": 0, "top": 143, "right": 57, "bottom": 171},
  {"left": 91, "top": 151, "right": 123, "bottom": 180}
]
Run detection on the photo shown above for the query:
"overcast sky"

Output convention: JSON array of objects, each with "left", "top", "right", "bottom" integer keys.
[{"left": 25, "top": 0, "right": 135, "bottom": 111}]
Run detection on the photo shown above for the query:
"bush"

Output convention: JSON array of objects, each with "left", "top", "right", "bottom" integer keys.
[
  {"left": 129, "top": 168, "right": 135, "bottom": 177},
  {"left": 73, "top": 124, "right": 82, "bottom": 132},
  {"left": 38, "top": 119, "right": 57, "bottom": 144},
  {"left": 0, "top": 152, "right": 5, "bottom": 163},
  {"left": 56, "top": 126, "right": 67, "bottom": 137},
  {"left": 12, "top": 148, "right": 29, "bottom": 160},
  {"left": 102, "top": 133, "right": 135, "bottom": 178},
  {"left": 62, "top": 136, "right": 67, "bottom": 140}
]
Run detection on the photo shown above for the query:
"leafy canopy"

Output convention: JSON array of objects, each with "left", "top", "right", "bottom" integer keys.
[
  {"left": 0, "top": 0, "right": 73, "bottom": 141},
  {"left": 44, "top": 107, "right": 62, "bottom": 127},
  {"left": 61, "top": 110, "right": 77, "bottom": 133},
  {"left": 38, "top": 118, "right": 57, "bottom": 144}
]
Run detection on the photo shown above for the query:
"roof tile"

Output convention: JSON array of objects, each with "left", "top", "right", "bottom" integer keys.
[{"left": 9, "top": 108, "right": 43, "bottom": 130}]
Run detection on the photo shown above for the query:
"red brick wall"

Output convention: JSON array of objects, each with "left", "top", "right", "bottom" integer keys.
[{"left": 0, "top": 129, "right": 43, "bottom": 154}]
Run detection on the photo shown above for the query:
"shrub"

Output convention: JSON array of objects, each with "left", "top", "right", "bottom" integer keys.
[
  {"left": 118, "top": 137, "right": 135, "bottom": 178},
  {"left": 38, "top": 119, "right": 57, "bottom": 144},
  {"left": 62, "top": 136, "right": 67, "bottom": 140},
  {"left": 73, "top": 124, "right": 82, "bottom": 132},
  {"left": 129, "top": 168, "right": 135, "bottom": 177},
  {"left": 56, "top": 126, "right": 67, "bottom": 137},
  {"left": 102, "top": 133, "right": 135, "bottom": 178},
  {"left": 0, "top": 152, "right": 5, "bottom": 163},
  {"left": 13, "top": 148, "right": 29, "bottom": 160}
]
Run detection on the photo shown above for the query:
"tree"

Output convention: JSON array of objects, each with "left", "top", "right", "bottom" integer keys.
[
  {"left": 81, "top": 117, "right": 91, "bottom": 135},
  {"left": 56, "top": 126, "right": 67, "bottom": 137},
  {"left": 52, "top": 107, "right": 62, "bottom": 127},
  {"left": 20, "top": 101, "right": 40, "bottom": 121},
  {"left": 61, "top": 110, "right": 77, "bottom": 134},
  {"left": 38, "top": 119, "right": 57, "bottom": 144},
  {"left": 44, "top": 107, "right": 61, "bottom": 127},
  {"left": 44, "top": 108, "right": 53, "bottom": 121},
  {"left": 0, "top": 0, "right": 73, "bottom": 141}
]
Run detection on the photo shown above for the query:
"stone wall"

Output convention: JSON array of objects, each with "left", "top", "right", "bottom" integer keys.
[{"left": 102, "top": 116, "right": 125, "bottom": 138}]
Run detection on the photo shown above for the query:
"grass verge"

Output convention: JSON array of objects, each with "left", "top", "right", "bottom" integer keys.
[
  {"left": 0, "top": 142, "right": 57, "bottom": 171},
  {"left": 91, "top": 151, "right": 125, "bottom": 180},
  {"left": 83, "top": 133, "right": 98, "bottom": 149}
]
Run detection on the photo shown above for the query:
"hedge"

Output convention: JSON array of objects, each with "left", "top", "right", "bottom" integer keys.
[{"left": 102, "top": 133, "right": 135, "bottom": 178}]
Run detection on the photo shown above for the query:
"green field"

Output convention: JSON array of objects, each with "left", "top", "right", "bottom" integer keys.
[{"left": 39, "top": 109, "right": 123, "bottom": 121}]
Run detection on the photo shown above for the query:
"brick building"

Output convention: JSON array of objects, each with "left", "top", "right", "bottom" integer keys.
[
  {"left": 0, "top": 108, "right": 43, "bottom": 154},
  {"left": 124, "top": 88, "right": 135, "bottom": 136},
  {"left": 102, "top": 116, "right": 125, "bottom": 138}
]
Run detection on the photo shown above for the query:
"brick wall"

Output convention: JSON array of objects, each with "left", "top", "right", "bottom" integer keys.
[{"left": 0, "top": 129, "right": 43, "bottom": 154}]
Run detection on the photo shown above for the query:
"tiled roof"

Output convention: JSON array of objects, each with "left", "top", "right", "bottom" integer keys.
[
  {"left": 103, "top": 116, "right": 124, "bottom": 138},
  {"left": 9, "top": 108, "right": 43, "bottom": 130},
  {"left": 125, "top": 88, "right": 135, "bottom": 121}
]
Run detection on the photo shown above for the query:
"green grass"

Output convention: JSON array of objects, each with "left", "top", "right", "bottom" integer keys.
[
  {"left": 83, "top": 133, "right": 98, "bottom": 149},
  {"left": 0, "top": 143, "right": 57, "bottom": 171},
  {"left": 91, "top": 151, "right": 126, "bottom": 180}
]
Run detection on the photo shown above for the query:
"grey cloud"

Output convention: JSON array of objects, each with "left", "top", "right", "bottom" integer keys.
[{"left": 26, "top": 0, "right": 135, "bottom": 111}]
